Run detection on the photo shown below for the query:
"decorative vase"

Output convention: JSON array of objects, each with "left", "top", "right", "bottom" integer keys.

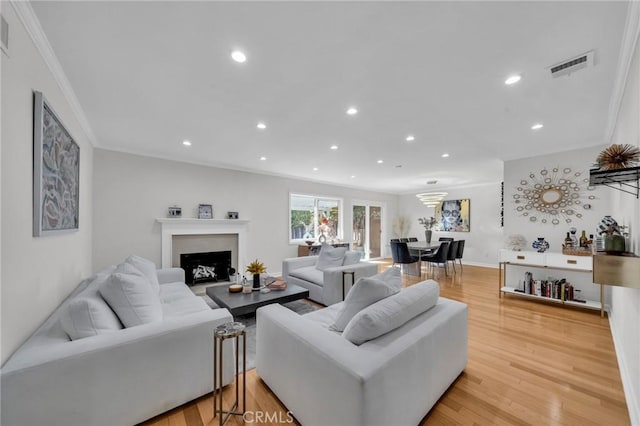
[
  {"left": 604, "top": 235, "right": 625, "bottom": 253},
  {"left": 318, "top": 232, "right": 326, "bottom": 244},
  {"left": 531, "top": 237, "right": 550, "bottom": 253},
  {"left": 425, "top": 230, "right": 432, "bottom": 244},
  {"left": 253, "top": 273, "right": 261, "bottom": 289}
]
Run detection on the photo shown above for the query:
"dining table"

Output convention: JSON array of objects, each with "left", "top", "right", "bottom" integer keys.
[{"left": 407, "top": 241, "right": 442, "bottom": 278}]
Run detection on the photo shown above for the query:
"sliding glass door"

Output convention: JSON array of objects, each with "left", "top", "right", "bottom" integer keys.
[{"left": 352, "top": 202, "right": 383, "bottom": 260}]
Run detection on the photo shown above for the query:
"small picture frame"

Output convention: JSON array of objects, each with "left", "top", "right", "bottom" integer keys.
[
  {"left": 227, "top": 211, "right": 239, "bottom": 219},
  {"left": 168, "top": 206, "right": 182, "bottom": 217},
  {"left": 198, "top": 204, "right": 213, "bottom": 219}
]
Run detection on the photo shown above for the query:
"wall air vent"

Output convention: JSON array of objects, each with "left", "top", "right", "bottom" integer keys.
[
  {"left": 1, "top": 14, "right": 8, "bottom": 55},
  {"left": 548, "top": 51, "right": 594, "bottom": 78}
]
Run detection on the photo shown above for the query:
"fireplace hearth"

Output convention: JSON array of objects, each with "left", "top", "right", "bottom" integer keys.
[{"left": 180, "top": 251, "right": 233, "bottom": 285}]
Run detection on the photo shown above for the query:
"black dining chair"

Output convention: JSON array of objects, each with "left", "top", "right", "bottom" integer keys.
[
  {"left": 399, "top": 238, "right": 409, "bottom": 242},
  {"left": 447, "top": 241, "right": 460, "bottom": 273},
  {"left": 390, "top": 241, "right": 419, "bottom": 275},
  {"left": 438, "top": 237, "right": 454, "bottom": 242},
  {"left": 408, "top": 237, "right": 418, "bottom": 242},
  {"left": 456, "top": 240, "right": 465, "bottom": 272},
  {"left": 421, "top": 241, "right": 451, "bottom": 276}
]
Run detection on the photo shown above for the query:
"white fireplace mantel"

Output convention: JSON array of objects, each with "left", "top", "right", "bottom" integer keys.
[{"left": 156, "top": 218, "right": 250, "bottom": 269}]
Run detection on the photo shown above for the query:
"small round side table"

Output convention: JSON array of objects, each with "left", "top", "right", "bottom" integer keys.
[
  {"left": 342, "top": 271, "right": 355, "bottom": 300},
  {"left": 213, "top": 321, "right": 246, "bottom": 426}
]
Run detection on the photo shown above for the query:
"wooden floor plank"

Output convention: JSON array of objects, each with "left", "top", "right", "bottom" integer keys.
[{"left": 141, "top": 263, "right": 629, "bottom": 426}]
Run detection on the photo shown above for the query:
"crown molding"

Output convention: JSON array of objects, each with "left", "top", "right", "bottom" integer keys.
[
  {"left": 605, "top": 0, "right": 640, "bottom": 143},
  {"left": 10, "top": 0, "right": 98, "bottom": 146}
]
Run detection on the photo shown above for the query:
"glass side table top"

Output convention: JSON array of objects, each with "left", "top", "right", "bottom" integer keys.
[{"left": 215, "top": 322, "right": 246, "bottom": 338}]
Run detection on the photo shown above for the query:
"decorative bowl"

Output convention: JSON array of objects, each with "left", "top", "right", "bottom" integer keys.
[
  {"left": 228, "top": 284, "right": 243, "bottom": 293},
  {"left": 305, "top": 240, "right": 315, "bottom": 246}
]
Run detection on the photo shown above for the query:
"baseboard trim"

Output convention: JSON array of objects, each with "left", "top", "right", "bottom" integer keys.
[
  {"left": 461, "top": 261, "right": 498, "bottom": 269},
  {"left": 608, "top": 310, "right": 639, "bottom": 425}
]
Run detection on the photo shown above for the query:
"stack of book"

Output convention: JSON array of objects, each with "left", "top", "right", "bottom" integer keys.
[{"left": 267, "top": 279, "right": 287, "bottom": 291}]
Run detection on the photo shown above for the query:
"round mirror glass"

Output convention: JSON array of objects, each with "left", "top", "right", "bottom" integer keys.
[{"left": 541, "top": 189, "right": 562, "bottom": 204}]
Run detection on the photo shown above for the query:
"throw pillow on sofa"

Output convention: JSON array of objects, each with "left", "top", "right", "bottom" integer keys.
[
  {"left": 329, "top": 275, "right": 400, "bottom": 332},
  {"left": 125, "top": 255, "right": 160, "bottom": 294},
  {"left": 342, "top": 251, "right": 361, "bottom": 266},
  {"left": 316, "top": 244, "right": 348, "bottom": 271},
  {"left": 100, "top": 272, "right": 163, "bottom": 327},
  {"left": 342, "top": 280, "right": 440, "bottom": 345},
  {"left": 60, "top": 296, "right": 123, "bottom": 340},
  {"left": 371, "top": 266, "right": 402, "bottom": 289}
]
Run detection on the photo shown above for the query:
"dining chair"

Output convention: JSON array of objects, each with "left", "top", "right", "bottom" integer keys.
[
  {"left": 390, "top": 238, "right": 400, "bottom": 243},
  {"left": 408, "top": 237, "right": 418, "bottom": 242},
  {"left": 399, "top": 238, "right": 409, "bottom": 242},
  {"left": 390, "top": 241, "right": 419, "bottom": 275},
  {"left": 438, "top": 237, "right": 454, "bottom": 242},
  {"left": 455, "top": 240, "right": 465, "bottom": 272},
  {"left": 446, "top": 241, "right": 460, "bottom": 273},
  {"left": 421, "top": 241, "right": 451, "bottom": 276}
]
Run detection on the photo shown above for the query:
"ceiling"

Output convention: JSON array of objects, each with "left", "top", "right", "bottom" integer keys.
[{"left": 31, "top": 1, "right": 629, "bottom": 194}]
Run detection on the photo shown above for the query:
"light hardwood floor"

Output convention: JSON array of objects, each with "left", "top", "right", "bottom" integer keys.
[{"left": 142, "top": 262, "right": 629, "bottom": 426}]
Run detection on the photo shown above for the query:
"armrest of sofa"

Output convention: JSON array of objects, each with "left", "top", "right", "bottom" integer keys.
[
  {"left": 157, "top": 267, "right": 185, "bottom": 284},
  {"left": 321, "top": 262, "right": 379, "bottom": 305},
  {"left": 1, "top": 308, "right": 235, "bottom": 426},
  {"left": 282, "top": 255, "right": 318, "bottom": 279}
]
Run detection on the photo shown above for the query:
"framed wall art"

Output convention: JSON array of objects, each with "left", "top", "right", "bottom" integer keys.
[
  {"left": 435, "top": 199, "right": 470, "bottom": 232},
  {"left": 33, "top": 91, "right": 80, "bottom": 237},
  {"left": 198, "top": 204, "right": 213, "bottom": 219}
]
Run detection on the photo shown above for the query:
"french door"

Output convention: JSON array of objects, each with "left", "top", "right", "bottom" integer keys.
[{"left": 352, "top": 202, "right": 384, "bottom": 260}]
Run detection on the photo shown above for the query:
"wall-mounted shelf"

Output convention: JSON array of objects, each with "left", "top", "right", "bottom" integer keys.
[{"left": 589, "top": 166, "right": 640, "bottom": 198}]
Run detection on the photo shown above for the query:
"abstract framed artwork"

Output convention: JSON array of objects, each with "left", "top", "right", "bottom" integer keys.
[
  {"left": 33, "top": 91, "right": 80, "bottom": 236},
  {"left": 435, "top": 199, "right": 470, "bottom": 232}
]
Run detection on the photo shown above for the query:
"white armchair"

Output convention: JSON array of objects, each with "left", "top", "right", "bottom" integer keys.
[{"left": 283, "top": 252, "right": 378, "bottom": 306}]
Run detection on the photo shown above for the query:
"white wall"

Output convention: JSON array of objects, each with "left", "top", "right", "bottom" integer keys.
[
  {"left": 0, "top": 4, "right": 94, "bottom": 364},
  {"left": 93, "top": 149, "right": 398, "bottom": 274},
  {"left": 504, "top": 146, "right": 611, "bottom": 252},
  {"left": 398, "top": 182, "right": 503, "bottom": 267},
  {"left": 609, "top": 19, "right": 640, "bottom": 424}
]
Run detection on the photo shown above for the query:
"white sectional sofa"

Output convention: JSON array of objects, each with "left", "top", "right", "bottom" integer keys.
[
  {"left": 1, "top": 264, "right": 234, "bottom": 426},
  {"left": 256, "top": 278, "right": 468, "bottom": 426}
]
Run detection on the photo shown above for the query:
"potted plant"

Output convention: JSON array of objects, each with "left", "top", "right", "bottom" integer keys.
[
  {"left": 246, "top": 259, "right": 267, "bottom": 289},
  {"left": 418, "top": 217, "right": 437, "bottom": 244}
]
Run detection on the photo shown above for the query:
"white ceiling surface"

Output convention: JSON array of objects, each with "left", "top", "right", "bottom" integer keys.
[{"left": 31, "top": 1, "right": 628, "bottom": 194}]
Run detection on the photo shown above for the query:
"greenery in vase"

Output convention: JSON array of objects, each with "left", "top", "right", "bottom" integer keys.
[{"left": 418, "top": 217, "right": 437, "bottom": 231}]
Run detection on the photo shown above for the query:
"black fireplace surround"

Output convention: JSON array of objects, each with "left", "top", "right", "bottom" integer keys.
[{"left": 180, "top": 251, "right": 232, "bottom": 285}]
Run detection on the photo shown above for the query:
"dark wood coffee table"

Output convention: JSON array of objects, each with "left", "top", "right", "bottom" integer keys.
[{"left": 206, "top": 283, "right": 310, "bottom": 317}]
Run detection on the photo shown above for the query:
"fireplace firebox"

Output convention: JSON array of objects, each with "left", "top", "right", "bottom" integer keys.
[{"left": 180, "top": 251, "right": 232, "bottom": 285}]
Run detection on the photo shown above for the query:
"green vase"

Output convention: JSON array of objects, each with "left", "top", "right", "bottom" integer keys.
[{"left": 604, "top": 235, "right": 625, "bottom": 253}]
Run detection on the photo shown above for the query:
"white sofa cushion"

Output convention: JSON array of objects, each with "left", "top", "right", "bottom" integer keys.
[
  {"left": 160, "top": 282, "right": 198, "bottom": 303},
  {"left": 343, "top": 251, "right": 361, "bottom": 266},
  {"left": 329, "top": 275, "right": 400, "bottom": 332},
  {"left": 99, "top": 272, "right": 163, "bottom": 327},
  {"left": 371, "top": 266, "right": 402, "bottom": 289},
  {"left": 162, "top": 297, "right": 210, "bottom": 318},
  {"left": 60, "top": 295, "right": 123, "bottom": 340},
  {"left": 315, "top": 244, "right": 347, "bottom": 271},
  {"left": 342, "top": 279, "right": 440, "bottom": 345},
  {"left": 289, "top": 266, "right": 324, "bottom": 285},
  {"left": 125, "top": 255, "right": 160, "bottom": 294}
]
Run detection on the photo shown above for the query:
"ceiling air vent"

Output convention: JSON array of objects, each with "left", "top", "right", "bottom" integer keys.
[{"left": 548, "top": 51, "right": 594, "bottom": 78}]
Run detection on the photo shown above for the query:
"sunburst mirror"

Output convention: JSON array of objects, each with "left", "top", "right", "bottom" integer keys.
[{"left": 513, "top": 167, "right": 596, "bottom": 225}]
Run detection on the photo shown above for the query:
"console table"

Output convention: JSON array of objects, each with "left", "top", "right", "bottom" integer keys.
[
  {"left": 298, "top": 242, "right": 350, "bottom": 256},
  {"left": 498, "top": 249, "right": 604, "bottom": 317}
]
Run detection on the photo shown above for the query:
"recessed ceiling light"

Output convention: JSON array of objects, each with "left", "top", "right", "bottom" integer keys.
[
  {"left": 350, "top": 175, "right": 356, "bottom": 179},
  {"left": 377, "top": 160, "right": 384, "bottom": 164},
  {"left": 257, "top": 122, "right": 266, "bottom": 130},
  {"left": 505, "top": 74, "right": 521, "bottom": 85},
  {"left": 313, "top": 167, "right": 319, "bottom": 171},
  {"left": 427, "top": 180, "right": 438, "bottom": 185},
  {"left": 405, "top": 135, "right": 415, "bottom": 142},
  {"left": 259, "top": 156, "right": 267, "bottom": 161},
  {"left": 330, "top": 145, "right": 338, "bottom": 150},
  {"left": 395, "top": 165, "right": 402, "bottom": 168},
  {"left": 182, "top": 140, "right": 191, "bottom": 146},
  {"left": 231, "top": 50, "right": 247, "bottom": 63},
  {"left": 531, "top": 123, "right": 544, "bottom": 130},
  {"left": 441, "top": 153, "right": 450, "bottom": 158},
  {"left": 346, "top": 107, "right": 358, "bottom": 115}
]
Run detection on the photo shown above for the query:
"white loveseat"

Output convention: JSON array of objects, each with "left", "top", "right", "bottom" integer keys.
[
  {"left": 283, "top": 249, "right": 378, "bottom": 306},
  {"left": 256, "top": 279, "right": 468, "bottom": 426},
  {"left": 1, "top": 264, "right": 234, "bottom": 426}
]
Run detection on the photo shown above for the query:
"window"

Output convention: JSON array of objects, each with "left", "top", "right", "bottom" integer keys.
[{"left": 289, "top": 194, "right": 342, "bottom": 243}]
